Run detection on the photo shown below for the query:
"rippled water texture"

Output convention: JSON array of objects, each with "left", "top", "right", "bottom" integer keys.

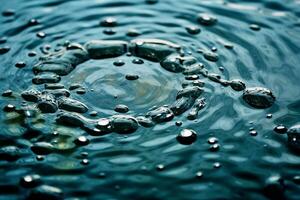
[{"left": 1, "top": 0, "right": 300, "bottom": 199}]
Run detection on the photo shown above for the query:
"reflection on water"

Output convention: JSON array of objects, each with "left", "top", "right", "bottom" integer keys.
[{"left": 1, "top": 0, "right": 300, "bottom": 199}]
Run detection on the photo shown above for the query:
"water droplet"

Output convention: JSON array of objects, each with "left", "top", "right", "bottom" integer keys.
[
  {"left": 208, "top": 137, "right": 218, "bottom": 144},
  {"left": 156, "top": 164, "right": 165, "bottom": 171},
  {"left": 196, "top": 171, "right": 203, "bottom": 178},
  {"left": 132, "top": 58, "right": 144, "bottom": 64},
  {"left": 274, "top": 125, "right": 287, "bottom": 134},
  {"left": 100, "top": 17, "right": 117, "bottom": 27},
  {"left": 81, "top": 159, "right": 89, "bottom": 165},
  {"left": 28, "top": 51, "right": 37, "bottom": 57},
  {"left": 97, "top": 118, "right": 111, "bottom": 127},
  {"left": 36, "top": 32, "right": 46, "bottom": 38},
  {"left": 185, "top": 75, "right": 199, "bottom": 80},
  {"left": 210, "top": 144, "right": 220, "bottom": 152},
  {"left": 211, "top": 46, "right": 217, "bottom": 52},
  {"left": 175, "top": 121, "right": 183, "bottom": 126},
  {"left": 113, "top": 60, "right": 125, "bottom": 66},
  {"left": 249, "top": 130, "right": 258, "bottom": 136},
  {"left": 176, "top": 129, "right": 197, "bottom": 145},
  {"left": 2, "top": 89, "right": 12, "bottom": 97},
  {"left": 81, "top": 152, "right": 89, "bottom": 157},
  {"left": 89, "top": 111, "right": 98, "bottom": 117},
  {"left": 114, "top": 104, "right": 129, "bottom": 113},
  {"left": 243, "top": 87, "right": 275, "bottom": 109},
  {"left": 74, "top": 136, "right": 90, "bottom": 146},
  {"left": 76, "top": 88, "right": 86, "bottom": 94},
  {"left": 15, "top": 61, "right": 26, "bottom": 68},
  {"left": 126, "top": 29, "right": 141, "bottom": 37},
  {"left": 263, "top": 175, "right": 285, "bottom": 199},
  {"left": 250, "top": 24, "right": 261, "bottom": 31},
  {"left": 293, "top": 176, "right": 300, "bottom": 184},
  {"left": 31, "top": 142, "right": 54, "bottom": 155},
  {"left": 3, "top": 104, "right": 15, "bottom": 112},
  {"left": 0, "top": 46, "right": 10, "bottom": 55},
  {"left": 197, "top": 13, "right": 218, "bottom": 26},
  {"left": 0, "top": 37, "right": 7, "bottom": 44},
  {"left": 224, "top": 43, "right": 234, "bottom": 49},
  {"left": 203, "top": 51, "right": 219, "bottom": 62},
  {"left": 36, "top": 155, "right": 45, "bottom": 161},
  {"left": 186, "top": 26, "right": 201, "bottom": 35},
  {"left": 287, "top": 124, "right": 300, "bottom": 152},
  {"left": 2, "top": 9, "right": 15, "bottom": 17},
  {"left": 69, "top": 83, "right": 82, "bottom": 91},
  {"left": 230, "top": 79, "right": 246, "bottom": 91},
  {"left": 20, "top": 174, "right": 42, "bottom": 188},
  {"left": 28, "top": 18, "right": 40, "bottom": 26},
  {"left": 125, "top": 74, "right": 139, "bottom": 80},
  {"left": 266, "top": 113, "right": 273, "bottom": 119},
  {"left": 111, "top": 115, "right": 138, "bottom": 134},
  {"left": 213, "top": 162, "right": 221, "bottom": 168},
  {"left": 103, "top": 28, "right": 116, "bottom": 35}
]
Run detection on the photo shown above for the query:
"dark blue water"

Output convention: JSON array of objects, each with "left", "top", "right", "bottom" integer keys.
[{"left": 1, "top": 0, "right": 300, "bottom": 199}]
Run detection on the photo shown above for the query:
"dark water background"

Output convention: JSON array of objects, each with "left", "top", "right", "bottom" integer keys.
[{"left": 1, "top": 0, "right": 300, "bottom": 199}]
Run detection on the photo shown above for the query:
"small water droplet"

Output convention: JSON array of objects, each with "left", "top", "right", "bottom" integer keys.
[
  {"left": 28, "top": 51, "right": 37, "bottom": 57},
  {"left": 156, "top": 164, "right": 165, "bottom": 171},
  {"left": 0, "top": 46, "right": 10, "bottom": 55},
  {"left": 2, "top": 89, "right": 13, "bottom": 97},
  {"left": 103, "top": 28, "right": 116, "bottom": 35},
  {"left": 250, "top": 24, "right": 261, "bottom": 31},
  {"left": 175, "top": 121, "right": 182, "bottom": 126},
  {"left": 177, "top": 129, "right": 197, "bottom": 145},
  {"left": 28, "top": 19, "right": 40, "bottom": 26},
  {"left": 196, "top": 171, "right": 203, "bottom": 178},
  {"left": 81, "top": 159, "right": 90, "bottom": 165},
  {"left": 274, "top": 125, "right": 287, "bottom": 134},
  {"left": 2, "top": 9, "right": 15, "bottom": 17},
  {"left": 125, "top": 74, "right": 139, "bottom": 80},
  {"left": 36, "top": 32, "right": 46, "bottom": 38},
  {"left": 197, "top": 13, "right": 217, "bottom": 26},
  {"left": 113, "top": 60, "right": 125, "bottom": 66},
  {"left": 210, "top": 144, "right": 220, "bottom": 152},
  {"left": 15, "top": 61, "right": 26, "bottom": 68},
  {"left": 132, "top": 58, "right": 144, "bottom": 64},
  {"left": 74, "top": 136, "right": 90, "bottom": 146},
  {"left": 100, "top": 17, "right": 117, "bottom": 27},
  {"left": 114, "top": 104, "right": 129, "bottom": 113},
  {"left": 3, "top": 104, "right": 15, "bottom": 112},
  {"left": 266, "top": 113, "right": 273, "bottom": 119},
  {"left": 185, "top": 26, "right": 201, "bottom": 35},
  {"left": 126, "top": 29, "right": 141, "bottom": 37},
  {"left": 208, "top": 137, "right": 218, "bottom": 144},
  {"left": 249, "top": 130, "right": 258, "bottom": 136},
  {"left": 213, "top": 162, "right": 221, "bottom": 168}
]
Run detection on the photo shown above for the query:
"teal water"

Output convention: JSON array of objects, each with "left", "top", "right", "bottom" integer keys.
[{"left": 1, "top": 0, "right": 300, "bottom": 199}]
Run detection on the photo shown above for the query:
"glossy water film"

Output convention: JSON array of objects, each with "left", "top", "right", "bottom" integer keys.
[{"left": 0, "top": 0, "right": 300, "bottom": 199}]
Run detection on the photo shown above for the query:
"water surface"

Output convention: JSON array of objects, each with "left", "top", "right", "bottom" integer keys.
[{"left": 1, "top": 0, "right": 300, "bottom": 199}]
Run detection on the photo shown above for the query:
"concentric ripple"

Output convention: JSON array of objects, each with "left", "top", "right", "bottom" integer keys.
[{"left": 1, "top": 0, "right": 300, "bottom": 199}]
